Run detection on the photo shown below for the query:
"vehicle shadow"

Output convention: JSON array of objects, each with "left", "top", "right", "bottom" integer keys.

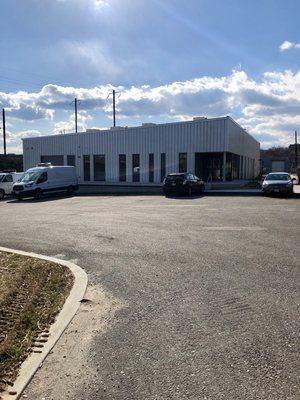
[
  {"left": 165, "top": 194, "right": 205, "bottom": 200},
  {"left": 263, "top": 192, "right": 300, "bottom": 199},
  {"left": 6, "top": 193, "right": 75, "bottom": 204}
]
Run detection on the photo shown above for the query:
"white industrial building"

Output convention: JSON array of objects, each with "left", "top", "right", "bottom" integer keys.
[{"left": 23, "top": 116, "right": 260, "bottom": 184}]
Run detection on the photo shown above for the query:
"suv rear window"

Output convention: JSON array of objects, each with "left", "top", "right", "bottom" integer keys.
[{"left": 166, "top": 174, "right": 184, "bottom": 179}]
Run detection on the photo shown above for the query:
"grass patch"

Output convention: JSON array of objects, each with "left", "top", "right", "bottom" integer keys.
[{"left": 0, "top": 252, "right": 73, "bottom": 392}]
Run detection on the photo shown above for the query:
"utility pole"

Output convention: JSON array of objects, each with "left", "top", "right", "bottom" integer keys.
[
  {"left": 107, "top": 89, "right": 121, "bottom": 128},
  {"left": 113, "top": 89, "right": 116, "bottom": 127},
  {"left": 70, "top": 98, "right": 81, "bottom": 133},
  {"left": 74, "top": 97, "right": 78, "bottom": 133},
  {"left": 2, "top": 108, "right": 6, "bottom": 156},
  {"left": 295, "top": 130, "right": 298, "bottom": 168}
]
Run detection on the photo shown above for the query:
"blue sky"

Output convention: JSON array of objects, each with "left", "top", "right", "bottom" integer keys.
[{"left": 0, "top": 0, "right": 300, "bottom": 152}]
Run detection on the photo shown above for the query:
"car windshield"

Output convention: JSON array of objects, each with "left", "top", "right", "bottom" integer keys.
[
  {"left": 266, "top": 174, "right": 290, "bottom": 181},
  {"left": 20, "top": 171, "right": 41, "bottom": 183},
  {"left": 17, "top": 173, "right": 25, "bottom": 182},
  {"left": 0, "top": 174, "right": 6, "bottom": 182}
]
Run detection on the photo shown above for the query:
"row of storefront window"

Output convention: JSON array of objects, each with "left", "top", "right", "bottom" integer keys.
[
  {"left": 80, "top": 153, "right": 171, "bottom": 182},
  {"left": 41, "top": 152, "right": 254, "bottom": 182}
]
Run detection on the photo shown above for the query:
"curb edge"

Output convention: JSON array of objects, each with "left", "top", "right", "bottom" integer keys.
[{"left": 0, "top": 246, "right": 88, "bottom": 400}]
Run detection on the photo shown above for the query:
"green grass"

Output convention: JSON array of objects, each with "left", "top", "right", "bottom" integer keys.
[{"left": 0, "top": 252, "right": 73, "bottom": 392}]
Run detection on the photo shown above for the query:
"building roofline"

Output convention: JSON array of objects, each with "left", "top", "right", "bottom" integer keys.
[
  {"left": 226, "top": 116, "right": 260, "bottom": 145},
  {"left": 22, "top": 116, "right": 231, "bottom": 141}
]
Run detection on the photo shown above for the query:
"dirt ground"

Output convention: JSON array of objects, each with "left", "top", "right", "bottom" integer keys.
[{"left": 0, "top": 251, "right": 73, "bottom": 394}]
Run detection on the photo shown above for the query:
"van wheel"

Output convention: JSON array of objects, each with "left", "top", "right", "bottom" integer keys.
[
  {"left": 66, "top": 186, "right": 74, "bottom": 195},
  {"left": 34, "top": 189, "right": 43, "bottom": 200},
  {"left": 0, "top": 190, "right": 4, "bottom": 201}
]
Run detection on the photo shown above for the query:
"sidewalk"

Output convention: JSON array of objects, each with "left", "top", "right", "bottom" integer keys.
[{"left": 207, "top": 189, "right": 261, "bottom": 193}]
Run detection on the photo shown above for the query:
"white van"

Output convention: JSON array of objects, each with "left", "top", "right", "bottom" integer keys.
[
  {"left": 0, "top": 172, "right": 24, "bottom": 200},
  {"left": 13, "top": 164, "right": 78, "bottom": 200}
]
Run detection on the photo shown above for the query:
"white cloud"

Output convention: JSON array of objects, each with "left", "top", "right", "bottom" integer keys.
[
  {"left": 54, "top": 111, "right": 91, "bottom": 134},
  {"left": 1, "top": 68, "right": 300, "bottom": 150},
  {"left": 279, "top": 40, "right": 300, "bottom": 51},
  {"left": 0, "top": 130, "right": 43, "bottom": 154}
]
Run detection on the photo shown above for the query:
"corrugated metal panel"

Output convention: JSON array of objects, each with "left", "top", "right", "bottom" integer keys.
[
  {"left": 22, "top": 117, "right": 260, "bottom": 182},
  {"left": 226, "top": 118, "right": 260, "bottom": 176}
]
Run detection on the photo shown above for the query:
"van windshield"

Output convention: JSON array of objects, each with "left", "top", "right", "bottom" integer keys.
[
  {"left": 20, "top": 172, "right": 41, "bottom": 183},
  {"left": 0, "top": 174, "right": 5, "bottom": 182}
]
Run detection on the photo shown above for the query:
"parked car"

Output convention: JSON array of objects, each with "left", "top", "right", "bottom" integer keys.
[
  {"left": 13, "top": 164, "right": 78, "bottom": 200},
  {"left": 163, "top": 173, "right": 205, "bottom": 196},
  {"left": 262, "top": 172, "right": 294, "bottom": 195},
  {"left": 0, "top": 172, "right": 24, "bottom": 200}
]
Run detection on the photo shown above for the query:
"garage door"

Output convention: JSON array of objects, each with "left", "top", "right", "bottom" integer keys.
[{"left": 271, "top": 161, "right": 285, "bottom": 172}]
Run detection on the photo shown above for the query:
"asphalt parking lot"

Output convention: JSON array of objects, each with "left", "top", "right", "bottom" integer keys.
[{"left": 0, "top": 194, "right": 299, "bottom": 400}]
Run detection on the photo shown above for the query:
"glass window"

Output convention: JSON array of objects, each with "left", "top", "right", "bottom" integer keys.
[
  {"left": 41, "top": 155, "right": 64, "bottom": 165},
  {"left": 179, "top": 153, "right": 187, "bottom": 173},
  {"left": 37, "top": 172, "right": 48, "bottom": 184},
  {"left": 67, "top": 155, "right": 76, "bottom": 166},
  {"left": 160, "top": 153, "right": 166, "bottom": 182},
  {"left": 132, "top": 154, "right": 140, "bottom": 182},
  {"left": 94, "top": 155, "right": 105, "bottom": 181},
  {"left": 266, "top": 173, "right": 290, "bottom": 181},
  {"left": 83, "top": 155, "right": 90, "bottom": 181},
  {"left": 4, "top": 175, "right": 13, "bottom": 182},
  {"left": 20, "top": 172, "right": 41, "bottom": 183},
  {"left": 149, "top": 153, "right": 154, "bottom": 183},
  {"left": 119, "top": 154, "right": 126, "bottom": 182}
]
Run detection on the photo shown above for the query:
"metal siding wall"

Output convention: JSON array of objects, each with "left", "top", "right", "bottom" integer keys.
[
  {"left": 23, "top": 118, "right": 259, "bottom": 182},
  {"left": 227, "top": 118, "right": 260, "bottom": 178}
]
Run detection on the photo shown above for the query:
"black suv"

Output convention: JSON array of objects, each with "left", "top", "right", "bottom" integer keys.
[{"left": 163, "top": 173, "right": 205, "bottom": 197}]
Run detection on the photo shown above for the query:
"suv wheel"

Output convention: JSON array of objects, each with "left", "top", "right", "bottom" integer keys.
[
  {"left": 66, "top": 185, "right": 74, "bottom": 195},
  {"left": 0, "top": 189, "right": 4, "bottom": 201},
  {"left": 34, "top": 189, "right": 43, "bottom": 200}
]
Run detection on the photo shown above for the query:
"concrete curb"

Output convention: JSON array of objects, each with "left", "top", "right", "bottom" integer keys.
[{"left": 0, "top": 247, "right": 88, "bottom": 400}]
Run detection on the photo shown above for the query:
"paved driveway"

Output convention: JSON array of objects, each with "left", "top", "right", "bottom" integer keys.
[{"left": 0, "top": 194, "right": 299, "bottom": 400}]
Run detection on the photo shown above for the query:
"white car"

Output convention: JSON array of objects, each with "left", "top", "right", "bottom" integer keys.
[
  {"left": 0, "top": 172, "right": 24, "bottom": 200},
  {"left": 13, "top": 164, "right": 78, "bottom": 200},
  {"left": 262, "top": 172, "right": 294, "bottom": 195}
]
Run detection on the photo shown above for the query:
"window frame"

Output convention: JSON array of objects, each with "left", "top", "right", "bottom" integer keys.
[
  {"left": 160, "top": 153, "right": 166, "bottom": 182},
  {"left": 93, "top": 154, "right": 106, "bottom": 182},
  {"left": 149, "top": 153, "right": 154, "bottom": 183},
  {"left": 119, "top": 154, "right": 126, "bottom": 182},
  {"left": 83, "top": 154, "right": 91, "bottom": 181},
  {"left": 132, "top": 154, "right": 140, "bottom": 183},
  {"left": 67, "top": 155, "right": 76, "bottom": 167},
  {"left": 179, "top": 153, "right": 187, "bottom": 173}
]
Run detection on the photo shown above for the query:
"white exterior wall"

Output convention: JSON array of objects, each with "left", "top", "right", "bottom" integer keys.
[
  {"left": 23, "top": 117, "right": 260, "bottom": 183},
  {"left": 227, "top": 118, "right": 260, "bottom": 178}
]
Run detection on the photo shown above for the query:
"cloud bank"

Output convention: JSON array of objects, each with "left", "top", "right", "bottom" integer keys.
[
  {"left": 279, "top": 40, "right": 300, "bottom": 51},
  {"left": 1, "top": 69, "right": 300, "bottom": 151}
]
